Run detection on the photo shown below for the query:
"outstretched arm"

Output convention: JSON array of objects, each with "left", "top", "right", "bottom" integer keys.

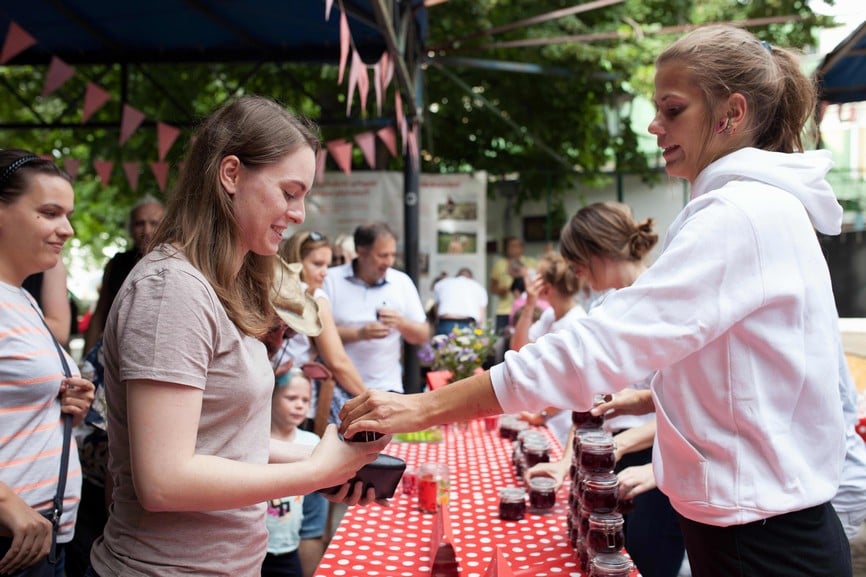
[
  {"left": 127, "top": 379, "right": 387, "bottom": 512},
  {"left": 340, "top": 370, "right": 502, "bottom": 437}
]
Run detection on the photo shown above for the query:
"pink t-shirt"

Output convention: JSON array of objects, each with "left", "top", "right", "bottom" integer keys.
[{"left": 91, "top": 246, "right": 274, "bottom": 577}]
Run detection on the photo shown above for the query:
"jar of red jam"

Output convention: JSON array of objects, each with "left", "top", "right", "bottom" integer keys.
[
  {"left": 571, "top": 409, "right": 604, "bottom": 430},
  {"left": 499, "top": 416, "right": 528, "bottom": 440},
  {"left": 578, "top": 432, "right": 616, "bottom": 473},
  {"left": 498, "top": 487, "right": 527, "bottom": 521},
  {"left": 589, "top": 552, "right": 633, "bottom": 577},
  {"left": 580, "top": 472, "right": 619, "bottom": 513},
  {"left": 528, "top": 476, "right": 557, "bottom": 512},
  {"left": 587, "top": 512, "right": 625, "bottom": 556},
  {"left": 523, "top": 437, "right": 551, "bottom": 469}
]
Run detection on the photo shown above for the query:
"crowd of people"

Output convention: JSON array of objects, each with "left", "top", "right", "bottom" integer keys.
[{"left": 1, "top": 23, "right": 864, "bottom": 577}]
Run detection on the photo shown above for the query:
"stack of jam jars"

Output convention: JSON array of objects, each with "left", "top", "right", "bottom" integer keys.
[{"left": 566, "top": 396, "right": 630, "bottom": 574}]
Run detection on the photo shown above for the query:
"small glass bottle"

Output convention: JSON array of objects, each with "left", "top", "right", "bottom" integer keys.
[
  {"left": 528, "top": 476, "right": 557, "bottom": 512},
  {"left": 589, "top": 552, "right": 633, "bottom": 577},
  {"left": 498, "top": 487, "right": 527, "bottom": 521},
  {"left": 586, "top": 512, "right": 625, "bottom": 556}
]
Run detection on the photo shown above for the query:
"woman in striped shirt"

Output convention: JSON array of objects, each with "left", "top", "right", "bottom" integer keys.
[{"left": 0, "top": 149, "right": 94, "bottom": 575}]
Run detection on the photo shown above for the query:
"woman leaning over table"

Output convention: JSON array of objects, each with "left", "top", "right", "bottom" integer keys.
[
  {"left": 340, "top": 25, "right": 851, "bottom": 576},
  {"left": 0, "top": 150, "right": 95, "bottom": 576},
  {"left": 85, "top": 96, "right": 388, "bottom": 577},
  {"left": 525, "top": 202, "right": 685, "bottom": 577}
]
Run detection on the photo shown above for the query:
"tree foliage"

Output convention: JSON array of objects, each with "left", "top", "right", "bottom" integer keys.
[{"left": 0, "top": 0, "right": 833, "bottom": 270}]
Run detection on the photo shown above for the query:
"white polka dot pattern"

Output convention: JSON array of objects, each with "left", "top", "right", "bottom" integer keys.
[{"left": 314, "top": 420, "right": 639, "bottom": 577}]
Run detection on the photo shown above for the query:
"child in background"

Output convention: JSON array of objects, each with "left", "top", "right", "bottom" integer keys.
[{"left": 264, "top": 369, "right": 320, "bottom": 577}]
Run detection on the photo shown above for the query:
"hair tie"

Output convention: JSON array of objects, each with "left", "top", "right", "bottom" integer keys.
[
  {"left": 760, "top": 40, "right": 772, "bottom": 53},
  {"left": 0, "top": 155, "right": 40, "bottom": 190}
]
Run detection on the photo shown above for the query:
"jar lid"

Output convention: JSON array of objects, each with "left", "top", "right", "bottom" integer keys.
[
  {"left": 583, "top": 472, "right": 619, "bottom": 488},
  {"left": 499, "top": 486, "right": 527, "bottom": 501},
  {"left": 528, "top": 476, "right": 557, "bottom": 491},
  {"left": 589, "top": 552, "right": 632, "bottom": 570},
  {"left": 579, "top": 431, "right": 615, "bottom": 450},
  {"left": 588, "top": 511, "right": 624, "bottom": 529}
]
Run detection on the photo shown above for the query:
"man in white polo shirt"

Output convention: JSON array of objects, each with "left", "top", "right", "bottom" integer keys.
[{"left": 323, "top": 222, "right": 429, "bottom": 393}]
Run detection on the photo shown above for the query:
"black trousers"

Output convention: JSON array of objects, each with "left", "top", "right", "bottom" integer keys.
[
  {"left": 677, "top": 501, "right": 852, "bottom": 577},
  {"left": 615, "top": 448, "right": 684, "bottom": 577}
]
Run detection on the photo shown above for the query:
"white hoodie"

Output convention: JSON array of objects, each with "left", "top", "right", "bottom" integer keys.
[{"left": 491, "top": 147, "right": 847, "bottom": 526}]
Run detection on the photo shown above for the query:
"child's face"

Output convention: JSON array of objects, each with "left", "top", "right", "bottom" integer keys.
[{"left": 272, "top": 377, "right": 312, "bottom": 429}]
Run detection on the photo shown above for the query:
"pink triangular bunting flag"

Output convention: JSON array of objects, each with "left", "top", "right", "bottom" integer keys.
[
  {"left": 41, "top": 56, "right": 76, "bottom": 98},
  {"left": 326, "top": 139, "right": 352, "bottom": 176},
  {"left": 380, "top": 50, "right": 393, "bottom": 92},
  {"left": 119, "top": 104, "right": 146, "bottom": 146},
  {"left": 354, "top": 131, "right": 376, "bottom": 169},
  {"left": 338, "top": 11, "right": 350, "bottom": 84},
  {"left": 483, "top": 546, "right": 514, "bottom": 577},
  {"left": 315, "top": 149, "right": 327, "bottom": 183},
  {"left": 376, "top": 126, "right": 397, "bottom": 158},
  {"left": 122, "top": 161, "right": 140, "bottom": 191},
  {"left": 0, "top": 22, "right": 37, "bottom": 64},
  {"left": 150, "top": 161, "right": 170, "bottom": 191},
  {"left": 373, "top": 63, "right": 383, "bottom": 116},
  {"left": 346, "top": 51, "right": 370, "bottom": 117},
  {"left": 346, "top": 50, "right": 360, "bottom": 116},
  {"left": 408, "top": 122, "right": 420, "bottom": 171},
  {"left": 63, "top": 158, "right": 80, "bottom": 180},
  {"left": 325, "top": 0, "right": 335, "bottom": 21},
  {"left": 157, "top": 122, "right": 181, "bottom": 161},
  {"left": 356, "top": 53, "right": 370, "bottom": 116},
  {"left": 93, "top": 160, "right": 113, "bottom": 188},
  {"left": 395, "top": 91, "right": 407, "bottom": 153},
  {"left": 82, "top": 82, "right": 111, "bottom": 124}
]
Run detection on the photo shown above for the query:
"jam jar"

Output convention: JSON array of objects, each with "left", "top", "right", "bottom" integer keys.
[
  {"left": 498, "top": 487, "right": 527, "bottom": 521},
  {"left": 578, "top": 432, "right": 616, "bottom": 473},
  {"left": 589, "top": 552, "right": 633, "bottom": 577},
  {"left": 586, "top": 512, "right": 625, "bottom": 556},
  {"left": 528, "top": 476, "right": 557, "bottom": 512}
]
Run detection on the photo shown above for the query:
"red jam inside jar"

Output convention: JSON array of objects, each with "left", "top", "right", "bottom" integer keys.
[
  {"left": 587, "top": 512, "right": 625, "bottom": 556},
  {"left": 580, "top": 472, "right": 619, "bottom": 513},
  {"left": 523, "top": 438, "right": 551, "bottom": 469},
  {"left": 578, "top": 432, "right": 616, "bottom": 473},
  {"left": 571, "top": 409, "right": 604, "bottom": 430},
  {"left": 528, "top": 476, "right": 557, "bottom": 511},
  {"left": 499, "top": 487, "right": 527, "bottom": 521}
]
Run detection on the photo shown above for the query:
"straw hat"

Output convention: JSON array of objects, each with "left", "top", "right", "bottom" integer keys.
[{"left": 271, "top": 256, "right": 322, "bottom": 337}]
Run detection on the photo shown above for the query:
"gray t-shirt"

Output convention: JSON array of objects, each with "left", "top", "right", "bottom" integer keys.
[{"left": 91, "top": 246, "right": 274, "bottom": 577}]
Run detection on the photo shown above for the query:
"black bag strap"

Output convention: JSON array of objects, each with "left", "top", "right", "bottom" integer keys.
[{"left": 29, "top": 300, "right": 74, "bottom": 565}]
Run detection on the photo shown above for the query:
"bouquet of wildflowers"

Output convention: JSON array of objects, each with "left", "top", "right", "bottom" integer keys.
[{"left": 421, "top": 326, "right": 497, "bottom": 382}]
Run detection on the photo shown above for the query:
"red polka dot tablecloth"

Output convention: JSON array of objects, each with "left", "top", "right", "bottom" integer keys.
[{"left": 314, "top": 419, "right": 640, "bottom": 577}]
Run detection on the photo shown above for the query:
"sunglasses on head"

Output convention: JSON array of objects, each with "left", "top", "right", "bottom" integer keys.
[{"left": 308, "top": 231, "right": 327, "bottom": 242}]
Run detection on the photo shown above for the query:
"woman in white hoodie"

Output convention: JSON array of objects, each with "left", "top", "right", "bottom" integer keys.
[{"left": 340, "top": 25, "right": 850, "bottom": 576}]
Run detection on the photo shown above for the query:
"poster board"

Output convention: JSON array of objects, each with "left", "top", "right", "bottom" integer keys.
[{"left": 304, "top": 171, "right": 487, "bottom": 304}]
